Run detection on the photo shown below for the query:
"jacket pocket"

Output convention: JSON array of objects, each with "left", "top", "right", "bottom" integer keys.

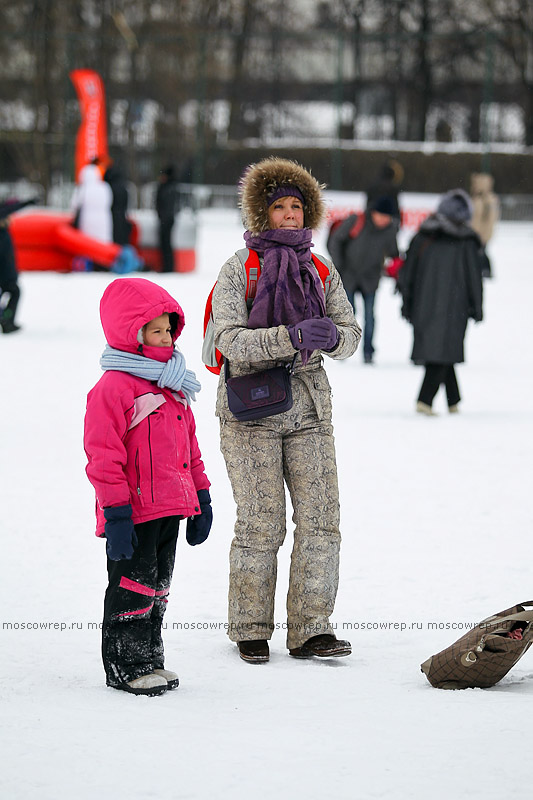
[{"left": 306, "top": 369, "right": 333, "bottom": 420}]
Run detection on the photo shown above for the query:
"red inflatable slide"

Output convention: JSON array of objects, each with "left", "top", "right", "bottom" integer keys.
[
  {"left": 10, "top": 211, "right": 121, "bottom": 272},
  {"left": 10, "top": 209, "right": 195, "bottom": 273},
  {"left": 8, "top": 71, "right": 195, "bottom": 273}
]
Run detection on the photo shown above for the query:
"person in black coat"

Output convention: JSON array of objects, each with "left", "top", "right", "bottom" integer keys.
[
  {"left": 398, "top": 189, "right": 483, "bottom": 415},
  {"left": 156, "top": 165, "right": 180, "bottom": 273},
  {"left": 103, "top": 164, "right": 132, "bottom": 246},
  {"left": 0, "top": 198, "right": 37, "bottom": 334}
]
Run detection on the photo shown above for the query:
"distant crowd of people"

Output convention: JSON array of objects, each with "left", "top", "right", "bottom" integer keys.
[
  {"left": 326, "top": 158, "right": 496, "bottom": 413},
  {"left": 1, "top": 157, "right": 188, "bottom": 332},
  {"left": 71, "top": 157, "right": 185, "bottom": 273}
]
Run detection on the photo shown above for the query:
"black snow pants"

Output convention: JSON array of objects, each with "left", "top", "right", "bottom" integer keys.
[
  {"left": 159, "top": 218, "right": 175, "bottom": 273},
  {"left": 102, "top": 515, "right": 180, "bottom": 687}
]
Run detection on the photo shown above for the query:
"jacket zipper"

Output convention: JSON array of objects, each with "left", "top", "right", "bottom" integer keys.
[
  {"left": 135, "top": 449, "right": 144, "bottom": 506},
  {"left": 148, "top": 417, "right": 154, "bottom": 503}
]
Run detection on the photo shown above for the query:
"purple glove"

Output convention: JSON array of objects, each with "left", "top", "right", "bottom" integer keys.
[{"left": 287, "top": 317, "right": 338, "bottom": 352}]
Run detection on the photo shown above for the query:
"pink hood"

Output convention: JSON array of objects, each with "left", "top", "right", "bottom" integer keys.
[{"left": 100, "top": 278, "right": 185, "bottom": 360}]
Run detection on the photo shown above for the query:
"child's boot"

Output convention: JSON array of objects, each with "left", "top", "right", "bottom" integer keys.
[
  {"left": 116, "top": 672, "right": 168, "bottom": 696},
  {"left": 153, "top": 668, "right": 180, "bottom": 689}
]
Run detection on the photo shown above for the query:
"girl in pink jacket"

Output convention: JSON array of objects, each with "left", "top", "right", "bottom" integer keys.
[{"left": 84, "top": 277, "right": 211, "bottom": 696}]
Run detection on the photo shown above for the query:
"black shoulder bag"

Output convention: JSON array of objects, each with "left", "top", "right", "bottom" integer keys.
[{"left": 224, "top": 354, "right": 298, "bottom": 422}]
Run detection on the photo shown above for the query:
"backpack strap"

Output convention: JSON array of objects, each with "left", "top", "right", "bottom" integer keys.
[
  {"left": 202, "top": 282, "right": 222, "bottom": 374},
  {"left": 235, "top": 248, "right": 260, "bottom": 310},
  {"left": 203, "top": 249, "right": 260, "bottom": 375},
  {"left": 348, "top": 211, "right": 366, "bottom": 240},
  {"left": 311, "top": 252, "right": 332, "bottom": 298}
]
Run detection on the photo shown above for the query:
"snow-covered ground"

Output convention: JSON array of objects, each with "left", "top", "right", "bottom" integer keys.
[{"left": 1, "top": 209, "right": 532, "bottom": 800}]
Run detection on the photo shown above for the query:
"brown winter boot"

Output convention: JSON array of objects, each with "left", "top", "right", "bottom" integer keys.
[
  {"left": 238, "top": 640, "right": 270, "bottom": 663},
  {"left": 289, "top": 634, "right": 352, "bottom": 659}
]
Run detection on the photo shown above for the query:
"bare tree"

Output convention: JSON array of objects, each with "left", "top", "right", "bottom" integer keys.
[
  {"left": 465, "top": 0, "right": 533, "bottom": 145},
  {"left": 0, "top": 0, "right": 531, "bottom": 192}
]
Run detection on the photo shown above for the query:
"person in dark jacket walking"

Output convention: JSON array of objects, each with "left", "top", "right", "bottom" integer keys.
[
  {"left": 0, "top": 197, "right": 37, "bottom": 334},
  {"left": 156, "top": 165, "right": 180, "bottom": 272},
  {"left": 327, "top": 196, "right": 398, "bottom": 363},
  {"left": 398, "top": 189, "right": 483, "bottom": 415},
  {"left": 104, "top": 164, "right": 132, "bottom": 246}
]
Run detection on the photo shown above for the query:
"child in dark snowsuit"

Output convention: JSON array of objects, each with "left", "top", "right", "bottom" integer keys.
[{"left": 84, "top": 278, "right": 212, "bottom": 696}]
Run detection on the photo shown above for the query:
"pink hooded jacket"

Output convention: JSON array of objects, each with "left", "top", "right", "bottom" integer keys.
[{"left": 84, "top": 278, "right": 210, "bottom": 536}]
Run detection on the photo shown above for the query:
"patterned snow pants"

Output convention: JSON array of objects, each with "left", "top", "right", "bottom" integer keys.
[
  {"left": 220, "top": 386, "right": 342, "bottom": 651},
  {"left": 102, "top": 515, "right": 180, "bottom": 687}
]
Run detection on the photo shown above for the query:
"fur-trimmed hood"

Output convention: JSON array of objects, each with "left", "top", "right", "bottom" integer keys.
[
  {"left": 420, "top": 212, "right": 480, "bottom": 243},
  {"left": 239, "top": 157, "right": 326, "bottom": 234}
]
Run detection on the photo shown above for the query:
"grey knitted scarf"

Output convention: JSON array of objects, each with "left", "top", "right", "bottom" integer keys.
[{"left": 100, "top": 345, "right": 201, "bottom": 404}]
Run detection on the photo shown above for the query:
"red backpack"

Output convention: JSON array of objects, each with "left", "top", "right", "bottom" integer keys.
[
  {"left": 326, "top": 212, "right": 366, "bottom": 271},
  {"left": 202, "top": 248, "right": 332, "bottom": 375}
]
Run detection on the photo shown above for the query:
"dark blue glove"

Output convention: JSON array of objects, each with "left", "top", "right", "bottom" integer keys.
[
  {"left": 287, "top": 317, "right": 338, "bottom": 352},
  {"left": 186, "top": 489, "right": 212, "bottom": 546},
  {"left": 104, "top": 504, "right": 138, "bottom": 561}
]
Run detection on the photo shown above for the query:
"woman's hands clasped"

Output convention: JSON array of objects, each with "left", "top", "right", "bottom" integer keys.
[{"left": 287, "top": 317, "right": 338, "bottom": 352}]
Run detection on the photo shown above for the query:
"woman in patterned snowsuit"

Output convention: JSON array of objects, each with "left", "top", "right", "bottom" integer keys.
[{"left": 211, "top": 158, "right": 361, "bottom": 663}]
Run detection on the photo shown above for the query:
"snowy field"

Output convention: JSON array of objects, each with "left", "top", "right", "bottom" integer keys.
[{"left": 1, "top": 208, "right": 533, "bottom": 800}]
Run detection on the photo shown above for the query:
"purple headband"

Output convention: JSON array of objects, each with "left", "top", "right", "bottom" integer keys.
[{"left": 267, "top": 185, "right": 305, "bottom": 206}]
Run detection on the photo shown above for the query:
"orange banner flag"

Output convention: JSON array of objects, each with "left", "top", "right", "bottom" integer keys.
[{"left": 70, "top": 69, "right": 109, "bottom": 182}]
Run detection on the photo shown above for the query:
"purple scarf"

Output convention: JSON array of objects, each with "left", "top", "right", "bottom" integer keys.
[{"left": 244, "top": 228, "right": 326, "bottom": 364}]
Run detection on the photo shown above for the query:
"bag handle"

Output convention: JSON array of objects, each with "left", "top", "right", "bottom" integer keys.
[{"left": 480, "top": 603, "right": 533, "bottom": 628}]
